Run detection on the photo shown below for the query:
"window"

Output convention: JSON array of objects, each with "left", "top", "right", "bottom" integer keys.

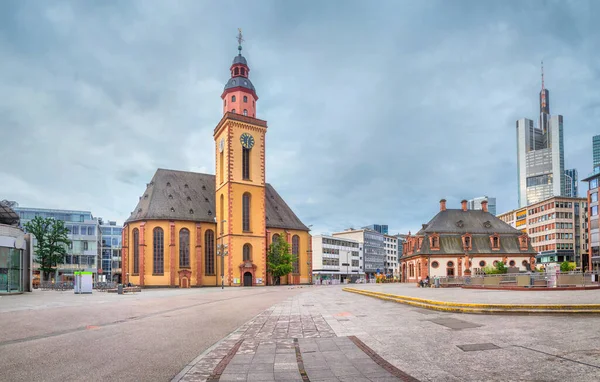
[
  {"left": 232, "top": 109, "right": 236, "bottom": 113},
  {"left": 83, "top": 241, "right": 88, "bottom": 251},
  {"left": 243, "top": 109, "right": 248, "bottom": 116},
  {"left": 509, "top": 260, "right": 516, "bottom": 267},
  {"left": 273, "top": 233, "right": 280, "bottom": 243},
  {"left": 492, "top": 236, "right": 499, "bottom": 248},
  {"left": 243, "top": 243, "right": 251, "bottom": 261},
  {"left": 241, "top": 68, "right": 245, "bottom": 76},
  {"left": 592, "top": 206, "right": 599, "bottom": 216},
  {"left": 447, "top": 261, "right": 454, "bottom": 267},
  {"left": 133, "top": 228, "right": 139, "bottom": 274},
  {"left": 243, "top": 95, "right": 248, "bottom": 103},
  {"left": 431, "top": 261, "right": 439, "bottom": 269},
  {"left": 522, "top": 260, "right": 529, "bottom": 266},
  {"left": 87, "top": 226, "right": 94, "bottom": 235},
  {"left": 234, "top": 67, "right": 239, "bottom": 75},
  {"left": 242, "top": 147, "right": 250, "bottom": 179},
  {"left": 153, "top": 227, "right": 164, "bottom": 275},
  {"left": 179, "top": 228, "right": 190, "bottom": 268},
  {"left": 72, "top": 225, "right": 79, "bottom": 235},
  {"left": 220, "top": 194, "right": 224, "bottom": 234},
  {"left": 479, "top": 260, "right": 486, "bottom": 267},
  {"left": 205, "top": 230, "right": 215, "bottom": 275},
  {"left": 242, "top": 193, "right": 251, "bottom": 231},
  {"left": 219, "top": 151, "right": 224, "bottom": 184},
  {"left": 231, "top": 95, "right": 236, "bottom": 102},
  {"left": 292, "top": 235, "right": 300, "bottom": 274}
]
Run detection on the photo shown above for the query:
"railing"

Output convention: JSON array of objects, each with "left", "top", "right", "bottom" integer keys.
[
  {"left": 38, "top": 281, "right": 117, "bottom": 291},
  {"left": 435, "top": 272, "right": 600, "bottom": 288}
]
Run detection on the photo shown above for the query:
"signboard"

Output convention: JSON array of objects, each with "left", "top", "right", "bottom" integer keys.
[
  {"left": 256, "top": 278, "right": 263, "bottom": 284},
  {"left": 234, "top": 278, "right": 240, "bottom": 284}
]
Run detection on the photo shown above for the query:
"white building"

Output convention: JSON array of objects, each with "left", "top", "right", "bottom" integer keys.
[
  {"left": 384, "top": 234, "right": 398, "bottom": 278},
  {"left": 311, "top": 235, "right": 364, "bottom": 284}
]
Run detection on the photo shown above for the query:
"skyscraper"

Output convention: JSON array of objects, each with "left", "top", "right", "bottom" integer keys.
[
  {"left": 593, "top": 135, "right": 600, "bottom": 171},
  {"left": 516, "top": 63, "right": 565, "bottom": 207},
  {"left": 362, "top": 224, "right": 388, "bottom": 235},
  {"left": 467, "top": 196, "right": 497, "bottom": 215},
  {"left": 564, "top": 169, "right": 578, "bottom": 197}
]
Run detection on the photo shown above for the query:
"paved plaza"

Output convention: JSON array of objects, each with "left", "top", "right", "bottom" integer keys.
[{"left": 2, "top": 285, "right": 600, "bottom": 381}]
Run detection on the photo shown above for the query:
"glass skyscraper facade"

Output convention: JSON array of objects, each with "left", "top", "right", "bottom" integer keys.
[
  {"left": 467, "top": 196, "right": 497, "bottom": 215},
  {"left": 99, "top": 220, "right": 122, "bottom": 282},
  {"left": 564, "top": 169, "right": 578, "bottom": 198},
  {"left": 362, "top": 224, "right": 388, "bottom": 235}
]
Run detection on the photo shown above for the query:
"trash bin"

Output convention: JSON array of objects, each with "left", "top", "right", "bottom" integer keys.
[
  {"left": 117, "top": 284, "right": 123, "bottom": 295},
  {"left": 434, "top": 277, "right": 440, "bottom": 288}
]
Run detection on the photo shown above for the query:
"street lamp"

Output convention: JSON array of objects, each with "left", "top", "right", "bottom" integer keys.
[{"left": 216, "top": 219, "right": 228, "bottom": 290}]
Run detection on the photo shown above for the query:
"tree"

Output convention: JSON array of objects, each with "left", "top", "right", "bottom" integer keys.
[
  {"left": 24, "top": 216, "right": 70, "bottom": 281},
  {"left": 560, "top": 261, "right": 575, "bottom": 272},
  {"left": 267, "top": 236, "right": 296, "bottom": 285},
  {"left": 495, "top": 261, "right": 507, "bottom": 274}
]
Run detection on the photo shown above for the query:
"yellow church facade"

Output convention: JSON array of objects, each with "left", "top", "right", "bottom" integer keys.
[{"left": 121, "top": 35, "right": 312, "bottom": 287}]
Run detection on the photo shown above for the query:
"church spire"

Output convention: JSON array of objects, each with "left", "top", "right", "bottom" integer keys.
[{"left": 221, "top": 28, "right": 258, "bottom": 117}]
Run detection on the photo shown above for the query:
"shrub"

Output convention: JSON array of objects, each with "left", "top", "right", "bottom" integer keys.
[{"left": 560, "top": 261, "right": 575, "bottom": 272}]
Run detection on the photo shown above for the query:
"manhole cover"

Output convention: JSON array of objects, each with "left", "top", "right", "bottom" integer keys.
[
  {"left": 457, "top": 343, "right": 500, "bottom": 352},
  {"left": 429, "top": 318, "right": 482, "bottom": 330}
]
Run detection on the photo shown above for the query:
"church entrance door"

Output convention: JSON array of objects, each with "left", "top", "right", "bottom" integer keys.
[{"left": 243, "top": 272, "right": 252, "bottom": 287}]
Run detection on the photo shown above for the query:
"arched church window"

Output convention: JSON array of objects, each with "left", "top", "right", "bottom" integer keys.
[
  {"left": 153, "top": 227, "right": 164, "bottom": 275},
  {"left": 132, "top": 228, "right": 139, "bottom": 274},
  {"left": 243, "top": 243, "right": 252, "bottom": 261},
  {"left": 234, "top": 67, "right": 239, "bottom": 75},
  {"left": 232, "top": 109, "right": 236, "bottom": 114},
  {"left": 205, "top": 230, "right": 215, "bottom": 275},
  {"left": 231, "top": 95, "right": 236, "bottom": 102},
  {"left": 243, "top": 96, "right": 248, "bottom": 103},
  {"left": 243, "top": 109, "right": 248, "bottom": 116},
  {"left": 292, "top": 235, "right": 300, "bottom": 274},
  {"left": 220, "top": 194, "right": 224, "bottom": 234},
  {"left": 242, "top": 193, "right": 251, "bottom": 232},
  {"left": 273, "top": 233, "right": 280, "bottom": 243},
  {"left": 241, "top": 68, "right": 246, "bottom": 76},
  {"left": 242, "top": 147, "right": 250, "bottom": 180},
  {"left": 179, "top": 228, "right": 190, "bottom": 268}
]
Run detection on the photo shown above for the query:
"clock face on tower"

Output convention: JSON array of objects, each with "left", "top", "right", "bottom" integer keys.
[{"left": 240, "top": 133, "right": 255, "bottom": 149}]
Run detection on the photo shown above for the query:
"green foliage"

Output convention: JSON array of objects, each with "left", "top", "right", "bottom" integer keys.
[
  {"left": 267, "top": 236, "right": 295, "bottom": 284},
  {"left": 482, "top": 261, "right": 508, "bottom": 275},
  {"left": 560, "top": 261, "right": 575, "bottom": 272},
  {"left": 24, "top": 216, "right": 70, "bottom": 281}
]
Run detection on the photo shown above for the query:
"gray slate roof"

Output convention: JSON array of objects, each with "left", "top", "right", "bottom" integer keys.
[
  {"left": 232, "top": 54, "right": 248, "bottom": 66},
  {"left": 416, "top": 234, "right": 536, "bottom": 255},
  {"left": 126, "top": 169, "right": 309, "bottom": 231},
  {"left": 224, "top": 76, "right": 256, "bottom": 92},
  {"left": 416, "top": 209, "right": 523, "bottom": 235}
]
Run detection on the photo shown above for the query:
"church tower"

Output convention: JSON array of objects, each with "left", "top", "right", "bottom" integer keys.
[{"left": 214, "top": 29, "right": 268, "bottom": 286}]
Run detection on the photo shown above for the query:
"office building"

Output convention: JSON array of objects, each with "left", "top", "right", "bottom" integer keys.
[
  {"left": 311, "top": 235, "right": 363, "bottom": 283},
  {"left": 582, "top": 169, "right": 599, "bottom": 271},
  {"left": 363, "top": 224, "right": 388, "bottom": 235},
  {"left": 401, "top": 199, "right": 536, "bottom": 282},
  {"left": 333, "top": 228, "right": 385, "bottom": 280},
  {"left": 498, "top": 196, "right": 588, "bottom": 268},
  {"left": 593, "top": 135, "right": 600, "bottom": 171},
  {"left": 516, "top": 66, "right": 566, "bottom": 207},
  {"left": 99, "top": 219, "right": 123, "bottom": 283},
  {"left": 0, "top": 201, "right": 32, "bottom": 293},
  {"left": 383, "top": 235, "right": 398, "bottom": 278},
  {"left": 564, "top": 169, "right": 578, "bottom": 197},
  {"left": 14, "top": 206, "right": 100, "bottom": 282},
  {"left": 467, "top": 196, "right": 497, "bottom": 215}
]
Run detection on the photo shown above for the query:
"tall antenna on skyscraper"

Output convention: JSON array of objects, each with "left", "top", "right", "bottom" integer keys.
[{"left": 541, "top": 60, "right": 544, "bottom": 90}]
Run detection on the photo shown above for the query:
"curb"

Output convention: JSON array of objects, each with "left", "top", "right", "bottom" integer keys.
[{"left": 342, "top": 287, "right": 600, "bottom": 314}]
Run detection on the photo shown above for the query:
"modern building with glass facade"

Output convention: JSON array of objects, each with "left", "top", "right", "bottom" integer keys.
[
  {"left": 593, "top": 135, "right": 600, "bottom": 171},
  {"left": 516, "top": 72, "right": 566, "bottom": 207},
  {"left": 0, "top": 201, "right": 32, "bottom": 293},
  {"left": 333, "top": 228, "right": 385, "bottom": 280},
  {"left": 362, "top": 224, "right": 388, "bottom": 235},
  {"left": 13, "top": 206, "right": 100, "bottom": 282},
  {"left": 582, "top": 169, "right": 599, "bottom": 271},
  {"left": 564, "top": 169, "right": 578, "bottom": 198},
  {"left": 467, "top": 196, "right": 497, "bottom": 215},
  {"left": 311, "top": 235, "right": 363, "bottom": 283},
  {"left": 99, "top": 219, "right": 123, "bottom": 283}
]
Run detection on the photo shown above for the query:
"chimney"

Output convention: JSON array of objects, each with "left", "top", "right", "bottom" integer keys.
[
  {"left": 439, "top": 199, "right": 447, "bottom": 211},
  {"left": 481, "top": 200, "right": 488, "bottom": 213},
  {"left": 461, "top": 199, "right": 468, "bottom": 211}
]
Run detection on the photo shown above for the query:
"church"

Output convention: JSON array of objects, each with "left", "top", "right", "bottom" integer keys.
[{"left": 121, "top": 33, "right": 312, "bottom": 287}]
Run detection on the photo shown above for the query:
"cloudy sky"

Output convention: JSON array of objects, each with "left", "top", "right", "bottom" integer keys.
[{"left": 1, "top": 0, "right": 599, "bottom": 235}]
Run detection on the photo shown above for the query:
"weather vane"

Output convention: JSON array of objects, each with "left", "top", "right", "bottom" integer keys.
[{"left": 237, "top": 28, "right": 244, "bottom": 54}]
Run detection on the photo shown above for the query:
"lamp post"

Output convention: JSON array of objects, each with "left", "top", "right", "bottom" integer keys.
[{"left": 216, "top": 219, "right": 228, "bottom": 290}]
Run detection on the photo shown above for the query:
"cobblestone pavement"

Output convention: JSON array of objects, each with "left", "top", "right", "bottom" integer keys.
[{"left": 176, "top": 285, "right": 600, "bottom": 382}]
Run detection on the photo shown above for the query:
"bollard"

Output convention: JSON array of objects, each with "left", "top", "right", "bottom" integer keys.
[{"left": 117, "top": 284, "right": 123, "bottom": 295}]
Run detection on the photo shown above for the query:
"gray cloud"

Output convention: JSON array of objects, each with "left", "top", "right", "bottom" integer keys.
[{"left": 1, "top": 0, "right": 599, "bottom": 235}]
